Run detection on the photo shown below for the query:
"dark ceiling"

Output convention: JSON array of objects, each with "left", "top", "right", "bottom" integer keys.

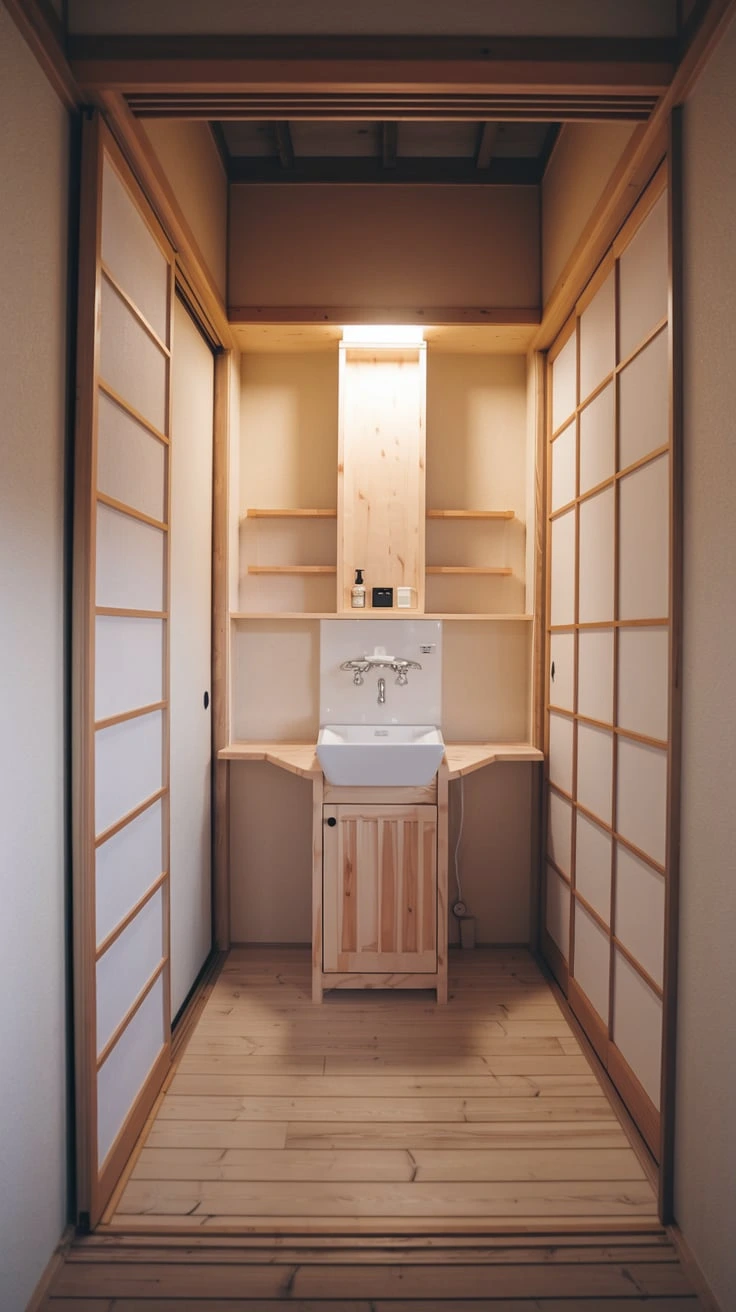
[{"left": 213, "top": 119, "right": 560, "bottom": 184}]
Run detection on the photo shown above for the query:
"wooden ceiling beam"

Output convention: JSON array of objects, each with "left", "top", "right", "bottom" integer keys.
[
  {"left": 67, "top": 34, "right": 675, "bottom": 97},
  {"left": 228, "top": 155, "right": 543, "bottom": 185}
]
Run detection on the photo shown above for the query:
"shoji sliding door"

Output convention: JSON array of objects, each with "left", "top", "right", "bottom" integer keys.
[
  {"left": 73, "top": 116, "right": 175, "bottom": 1226},
  {"left": 543, "top": 163, "right": 677, "bottom": 1168}
]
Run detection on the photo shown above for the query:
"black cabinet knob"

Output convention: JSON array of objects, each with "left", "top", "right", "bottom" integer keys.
[{"left": 326, "top": 816, "right": 337, "bottom": 827}]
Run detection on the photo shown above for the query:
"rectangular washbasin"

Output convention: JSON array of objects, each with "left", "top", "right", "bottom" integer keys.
[{"left": 317, "top": 724, "right": 445, "bottom": 786}]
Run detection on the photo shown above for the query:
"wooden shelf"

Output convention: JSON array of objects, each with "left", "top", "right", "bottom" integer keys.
[
  {"left": 245, "top": 508, "right": 337, "bottom": 519},
  {"left": 231, "top": 611, "right": 532, "bottom": 621},
  {"left": 247, "top": 564, "right": 336, "bottom": 575},
  {"left": 427, "top": 509, "right": 515, "bottom": 520},
  {"left": 426, "top": 566, "right": 513, "bottom": 576}
]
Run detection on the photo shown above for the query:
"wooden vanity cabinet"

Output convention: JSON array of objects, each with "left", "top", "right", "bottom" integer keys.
[
  {"left": 313, "top": 771, "right": 449, "bottom": 1002},
  {"left": 323, "top": 804, "right": 438, "bottom": 974}
]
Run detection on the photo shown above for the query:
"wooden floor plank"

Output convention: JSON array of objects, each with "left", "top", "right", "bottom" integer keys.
[{"left": 109, "top": 948, "right": 657, "bottom": 1235}]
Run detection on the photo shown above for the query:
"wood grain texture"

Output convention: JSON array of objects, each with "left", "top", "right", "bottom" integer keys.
[{"left": 103, "top": 947, "right": 660, "bottom": 1234}]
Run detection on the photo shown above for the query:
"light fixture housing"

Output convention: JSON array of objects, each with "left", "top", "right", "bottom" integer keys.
[{"left": 341, "top": 324, "right": 425, "bottom": 349}]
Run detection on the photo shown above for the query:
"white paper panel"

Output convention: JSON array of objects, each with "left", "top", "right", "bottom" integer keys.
[
  {"left": 99, "top": 278, "right": 168, "bottom": 434},
  {"left": 95, "top": 709, "right": 164, "bottom": 837},
  {"left": 95, "top": 503, "right": 165, "bottom": 612},
  {"left": 618, "top": 454, "right": 669, "bottom": 621},
  {"left": 549, "top": 631, "right": 574, "bottom": 711},
  {"left": 616, "top": 739, "right": 667, "bottom": 866},
  {"left": 551, "top": 420, "right": 576, "bottom": 512},
  {"left": 618, "top": 626, "right": 669, "bottom": 741},
  {"left": 96, "top": 887, "right": 164, "bottom": 1055},
  {"left": 97, "top": 390, "right": 166, "bottom": 522},
  {"left": 97, "top": 973, "right": 165, "bottom": 1166},
  {"left": 577, "top": 628, "right": 614, "bottom": 725},
  {"left": 577, "top": 723, "right": 613, "bottom": 826},
  {"left": 102, "top": 156, "right": 169, "bottom": 344},
  {"left": 547, "top": 790, "right": 573, "bottom": 876},
  {"left": 575, "top": 812, "right": 612, "bottom": 924},
  {"left": 579, "top": 383, "right": 615, "bottom": 495},
  {"left": 552, "top": 330, "right": 577, "bottom": 431},
  {"left": 618, "top": 191, "right": 668, "bottom": 362},
  {"left": 615, "top": 844, "right": 665, "bottom": 987},
  {"left": 573, "top": 901, "right": 610, "bottom": 1025},
  {"left": 95, "top": 616, "right": 164, "bottom": 722},
  {"left": 95, "top": 799, "right": 165, "bottom": 947},
  {"left": 619, "top": 328, "right": 669, "bottom": 471},
  {"left": 613, "top": 950, "right": 663, "bottom": 1109},
  {"left": 548, "top": 713, "right": 574, "bottom": 795},
  {"left": 546, "top": 866, "right": 570, "bottom": 959},
  {"left": 550, "top": 510, "right": 575, "bottom": 627},
  {"left": 579, "top": 272, "right": 615, "bottom": 402},
  {"left": 578, "top": 486, "right": 614, "bottom": 624}
]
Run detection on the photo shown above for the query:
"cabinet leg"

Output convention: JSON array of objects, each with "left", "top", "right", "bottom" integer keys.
[
  {"left": 436, "top": 975, "right": 448, "bottom": 1005},
  {"left": 312, "top": 972, "right": 323, "bottom": 1004}
]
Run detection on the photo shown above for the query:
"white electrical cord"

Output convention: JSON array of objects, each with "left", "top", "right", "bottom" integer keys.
[{"left": 452, "top": 775, "right": 467, "bottom": 918}]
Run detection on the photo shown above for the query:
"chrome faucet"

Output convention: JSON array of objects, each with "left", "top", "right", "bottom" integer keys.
[{"left": 377, "top": 676, "right": 386, "bottom": 705}]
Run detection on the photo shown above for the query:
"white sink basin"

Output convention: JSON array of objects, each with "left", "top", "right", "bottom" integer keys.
[{"left": 317, "top": 724, "right": 445, "bottom": 786}]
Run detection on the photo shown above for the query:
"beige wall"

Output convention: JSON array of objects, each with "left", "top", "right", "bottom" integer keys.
[
  {"left": 142, "top": 120, "right": 228, "bottom": 304},
  {"left": 68, "top": 0, "right": 676, "bottom": 36},
  {"left": 0, "top": 7, "right": 69, "bottom": 1306},
  {"left": 677, "top": 17, "right": 736, "bottom": 1309},
  {"left": 229, "top": 185, "right": 540, "bottom": 311},
  {"left": 541, "top": 123, "right": 637, "bottom": 305}
]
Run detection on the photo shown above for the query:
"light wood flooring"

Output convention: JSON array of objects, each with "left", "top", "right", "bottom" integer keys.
[
  {"left": 42, "top": 1229, "right": 704, "bottom": 1309},
  {"left": 105, "top": 947, "right": 659, "bottom": 1233}
]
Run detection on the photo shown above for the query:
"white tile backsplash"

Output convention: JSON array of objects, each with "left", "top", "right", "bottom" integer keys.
[{"left": 320, "top": 619, "right": 442, "bottom": 726}]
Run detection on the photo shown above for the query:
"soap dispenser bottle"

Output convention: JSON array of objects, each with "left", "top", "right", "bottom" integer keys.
[{"left": 351, "top": 568, "right": 366, "bottom": 608}]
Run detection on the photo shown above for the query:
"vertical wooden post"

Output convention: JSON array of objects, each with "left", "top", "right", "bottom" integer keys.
[
  {"left": 311, "top": 774, "right": 324, "bottom": 1002},
  {"left": 212, "top": 351, "right": 232, "bottom": 951},
  {"left": 436, "top": 762, "right": 449, "bottom": 1004}
]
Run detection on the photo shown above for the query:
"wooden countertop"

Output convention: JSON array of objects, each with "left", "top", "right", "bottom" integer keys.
[{"left": 218, "top": 741, "right": 543, "bottom": 780}]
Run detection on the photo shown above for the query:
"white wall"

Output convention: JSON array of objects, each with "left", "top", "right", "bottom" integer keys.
[
  {"left": 677, "top": 16, "right": 736, "bottom": 1309},
  {"left": 142, "top": 120, "right": 228, "bottom": 305},
  {"left": 541, "top": 123, "right": 637, "bottom": 304},
  {"left": 0, "top": 7, "right": 69, "bottom": 1306}
]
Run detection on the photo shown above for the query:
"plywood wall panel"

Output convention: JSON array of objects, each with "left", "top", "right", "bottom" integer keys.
[
  {"left": 143, "top": 119, "right": 228, "bottom": 303},
  {"left": 229, "top": 185, "right": 540, "bottom": 311},
  {"left": 442, "top": 621, "right": 530, "bottom": 741},
  {"left": 231, "top": 620, "right": 320, "bottom": 740}
]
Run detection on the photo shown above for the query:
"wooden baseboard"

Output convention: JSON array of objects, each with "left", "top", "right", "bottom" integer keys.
[
  {"left": 669, "top": 1223, "right": 723, "bottom": 1312},
  {"left": 171, "top": 947, "right": 226, "bottom": 1060},
  {"left": 25, "top": 1224, "right": 74, "bottom": 1312}
]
